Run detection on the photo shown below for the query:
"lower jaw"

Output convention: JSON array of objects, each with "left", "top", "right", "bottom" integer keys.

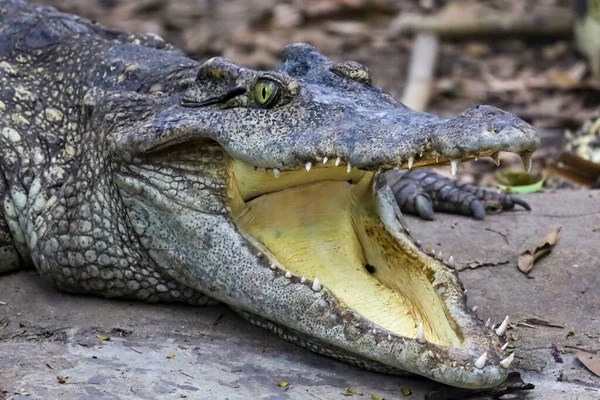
[{"left": 227, "top": 160, "right": 460, "bottom": 346}]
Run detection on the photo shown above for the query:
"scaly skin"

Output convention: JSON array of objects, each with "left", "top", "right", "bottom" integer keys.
[{"left": 0, "top": 0, "right": 539, "bottom": 388}]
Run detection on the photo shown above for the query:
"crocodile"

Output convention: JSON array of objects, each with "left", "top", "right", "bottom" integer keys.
[{"left": 0, "top": 0, "right": 539, "bottom": 389}]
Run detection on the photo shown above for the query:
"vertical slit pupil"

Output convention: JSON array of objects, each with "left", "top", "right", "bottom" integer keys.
[{"left": 262, "top": 86, "right": 267, "bottom": 99}]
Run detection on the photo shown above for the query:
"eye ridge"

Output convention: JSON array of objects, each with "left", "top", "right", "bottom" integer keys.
[{"left": 254, "top": 78, "right": 281, "bottom": 108}]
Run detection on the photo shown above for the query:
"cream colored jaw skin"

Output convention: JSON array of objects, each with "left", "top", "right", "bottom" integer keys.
[{"left": 229, "top": 161, "right": 460, "bottom": 346}]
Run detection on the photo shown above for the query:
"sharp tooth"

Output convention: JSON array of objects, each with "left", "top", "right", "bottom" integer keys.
[
  {"left": 285, "top": 271, "right": 292, "bottom": 279},
  {"left": 436, "top": 251, "right": 443, "bottom": 261},
  {"left": 270, "top": 264, "right": 277, "bottom": 270},
  {"left": 501, "top": 342, "right": 509, "bottom": 351},
  {"left": 474, "top": 352, "right": 487, "bottom": 369},
  {"left": 346, "top": 162, "right": 352, "bottom": 173},
  {"left": 490, "top": 152, "right": 501, "bottom": 166},
  {"left": 450, "top": 159, "right": 459, "bottom": 176},
  {"left": 474, "top": 156, "right": 478, "bottom": 161},
  {"left": 499, "top": 352, "right": 515, "bottom": 369},
  {"left": 335, "top": 157, "right": 341, "bottom": 166},
  {"left": 322, "top": 157, "right": 329, "bottom": 164},
  {"left": 273, "top": 168, "right": 280, "bottom": 178},
  {"left": 311, "top": 278, "right": 322, "bottom": 292},
  {"left": 495, "top": 315, "right": 510, "bottom": 336},
  {"left": 472, "top": 306, "right": 478, "bottom": 312},
  {"left": 416, "top": 322, "right": 426, "bottom": 343},
  {"left": 464, "top": 289, "right": 468, "bottom": 295},
  {"left": 435, "top": 154, "right": 439, "bottom": 163},
  {"left": 520, "top": 152, "right": 532, "bottom": 172},
  {"left": 305, "top": 162, "right": 312, "bottom": 171},
  {"left": 300, "top": 276, "right": 306, "bottom": 284},
  {"left": 408, "top": 157, "right": 414, "bottom": 169},
  {"left": 419, "top": 152, "right": 423, "bottom": 157},
  {"left": 387, "top": 334, "right": 392, "bottom": 341},
  {"left": 448, "top": 255, "right": 455, "bottom": 266},
  {"left": 485, "top": 318, "right": 491, "bottom": 328}
]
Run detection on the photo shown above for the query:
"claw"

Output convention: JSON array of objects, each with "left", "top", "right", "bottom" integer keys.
[
  {"left": 511, "top": 197, "right": 531, "bottom": 211},
  {"left": 499, "top": 352, "right": 515, "bottom": 369},
  {"left": 520, "top": 151, "right": 533, "bottom": 173},
  {"left": 416, "top": 322, "right": 426, "bottom": 343},
  {"left": 474, "top": 352, "right": 487, "bottom": 369}
]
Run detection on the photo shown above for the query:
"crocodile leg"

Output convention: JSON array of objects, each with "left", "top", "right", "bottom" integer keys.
[{"left": 387, "top": 169, "right": 530, "bottom": 220}]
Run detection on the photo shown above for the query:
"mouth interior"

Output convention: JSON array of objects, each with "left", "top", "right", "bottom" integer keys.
[{"left": 227, "top": 159, "right": 461, "bottom": 347}]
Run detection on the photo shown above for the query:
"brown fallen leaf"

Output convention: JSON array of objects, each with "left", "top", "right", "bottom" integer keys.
[
  {"left": 518, "top": 227, "right": 561, "bottom": 274},
  {"left": 56, "top": 375, "right": 69, "bottom": 384},
  {"left": 576, "top": 351, "right": 600, "bottom": 377}
]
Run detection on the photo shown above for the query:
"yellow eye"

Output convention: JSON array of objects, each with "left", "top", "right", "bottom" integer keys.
[{"left": 254, "top": 79, "right": 279, "bottom": 107}]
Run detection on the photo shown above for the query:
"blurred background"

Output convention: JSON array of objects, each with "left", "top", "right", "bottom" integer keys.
[{"left": 31, "top": 0, "right": 600, "bottom": 190}]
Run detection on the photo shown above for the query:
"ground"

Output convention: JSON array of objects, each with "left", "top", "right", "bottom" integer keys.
[{"left": 2, "top": 192, "right": 599, "bottom": 399}]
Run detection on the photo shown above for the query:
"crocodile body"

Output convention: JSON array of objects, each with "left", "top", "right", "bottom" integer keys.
[{"left": 0, "top": 0, "right": 539, "bottom": 388}]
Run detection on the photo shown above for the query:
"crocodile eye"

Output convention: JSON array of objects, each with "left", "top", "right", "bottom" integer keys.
[{"left": 254, "top": 79, "right": 280, "bottom": 108}]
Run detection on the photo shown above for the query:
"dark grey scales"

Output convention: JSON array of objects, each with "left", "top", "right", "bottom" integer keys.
[{"left": 0, "top": 0, "right": 539, "bottom": 389}]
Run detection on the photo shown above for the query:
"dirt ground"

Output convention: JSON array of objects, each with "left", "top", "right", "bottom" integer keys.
[
  {"left": 2, "top": 192, "right": 600, "bottom": 399},
  {"left": 2, "top": 1, "right": 600, "bottom": 399}
]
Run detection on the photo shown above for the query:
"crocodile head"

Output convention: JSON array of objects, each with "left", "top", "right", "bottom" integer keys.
[{"left": 89, "top": 44, "right": 538, "bottom": 388}]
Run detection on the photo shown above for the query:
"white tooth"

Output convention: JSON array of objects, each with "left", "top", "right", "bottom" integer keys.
[
  {"left": 285, "top": 271, "right": 292, "bottom": 279},
  {"left": 322, "top": 157, "right": 329, "bottom": 164},
  {"left": 495, "top": 316, "right": 510, "bottom": 336},
  {"left": 436, "top": 251, "right": 443, "bottom": 261},
  {"left": 270, "top": 264, "right": 277, "bottom": 270},
  {"left": 416, "top": 322, "right": 426, "bottom": 343},
  {"left": 521, "top": 152, "right": 532, "bottom": 172},
  {"left": 408, "top": 157, "right": 414, "bottom": 169},
  {"left": 499, "top": 352, "right": 515, "bottom": 368},
  {"left": 273, "top": 168, "right": 280, "bottom": 178},
  {"left": 501, "top": 342, "right": 509, "bottom": 351},
  {"left": 312, "top": 278, "right": 322, "bottom": 292},
  {"left": 485, "top": 318, "right": 491, "bottom": 328},
  {"left": 491, "top": 152, "right": 501, "bottom": 166},
  {"left": 474, "top": 352, "right": 487, "bottom": 369},
  {"left": 300, "top": 276, "right": 306, "bottom": 284},
  {"left": 372, "top": 329, "right": 377, "bottom": 335},
  {"left": 387, "top": 334, "right": 392, "bottom": 341},
  {"left": 448, "top": 255, "right": 455, "bottom": 266},
  {"left": 464, "top": 289, "right": 468, "bottom": 295},
  {"left": 419, "top": 152, "right": 423, "bottom": 157},
  {"left": 450, "top": 160, "right": 459, "bottom": 176},
  {"left": 435, "top": 154, "right": 439, "bottom": 163},
  {"left": 346, "top": 162, "right": 352, "bottom": 173},
  {"left": 335, "top": 157, "right": 341, "bottom": 166},
  {"left": 305, "top": 162, "right": 312, "bottom": 171},
  {"left": 474, "top": 156, "right": 478, "bottom": 161},
  {"left": 472, "top": 306, "right": 478, "bottom": 312}
]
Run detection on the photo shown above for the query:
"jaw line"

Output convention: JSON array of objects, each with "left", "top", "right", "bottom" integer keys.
[{"left": 224, "top": 158, "right": 513, "bottom": 388}]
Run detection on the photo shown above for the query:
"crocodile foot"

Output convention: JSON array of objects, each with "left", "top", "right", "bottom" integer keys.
[{"left": 387, "top": 169, "right": 531, "bottom": 220}]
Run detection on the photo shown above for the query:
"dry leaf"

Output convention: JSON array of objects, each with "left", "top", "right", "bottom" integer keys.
[
  {"left": 576, "top": 351, "right": 600, "bottom": 378},
  {"left": 56, "top": 375, "right": 69, "bottom": 384},
  {"left": 277, "top": 381, "right": 288, "bottom": 387},
  {"left": 370, "top": 395, "right": 384, "bottom": 400},
  {"left": 518, "top": 227, "right": 561, "bottom": 274},
  {"left": 166, "top": 354, "right": 176, "bottom": 359},
  {"left": 400, "top": 387, "right": 412, "bottom": 396},
  {"left": 95, "top": 334, "right": 110, "bottom": 341}
]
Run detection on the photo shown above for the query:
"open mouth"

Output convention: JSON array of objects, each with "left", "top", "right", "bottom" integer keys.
[{"left": 227, "top": 159, "right": 467, "bottom": 347}]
